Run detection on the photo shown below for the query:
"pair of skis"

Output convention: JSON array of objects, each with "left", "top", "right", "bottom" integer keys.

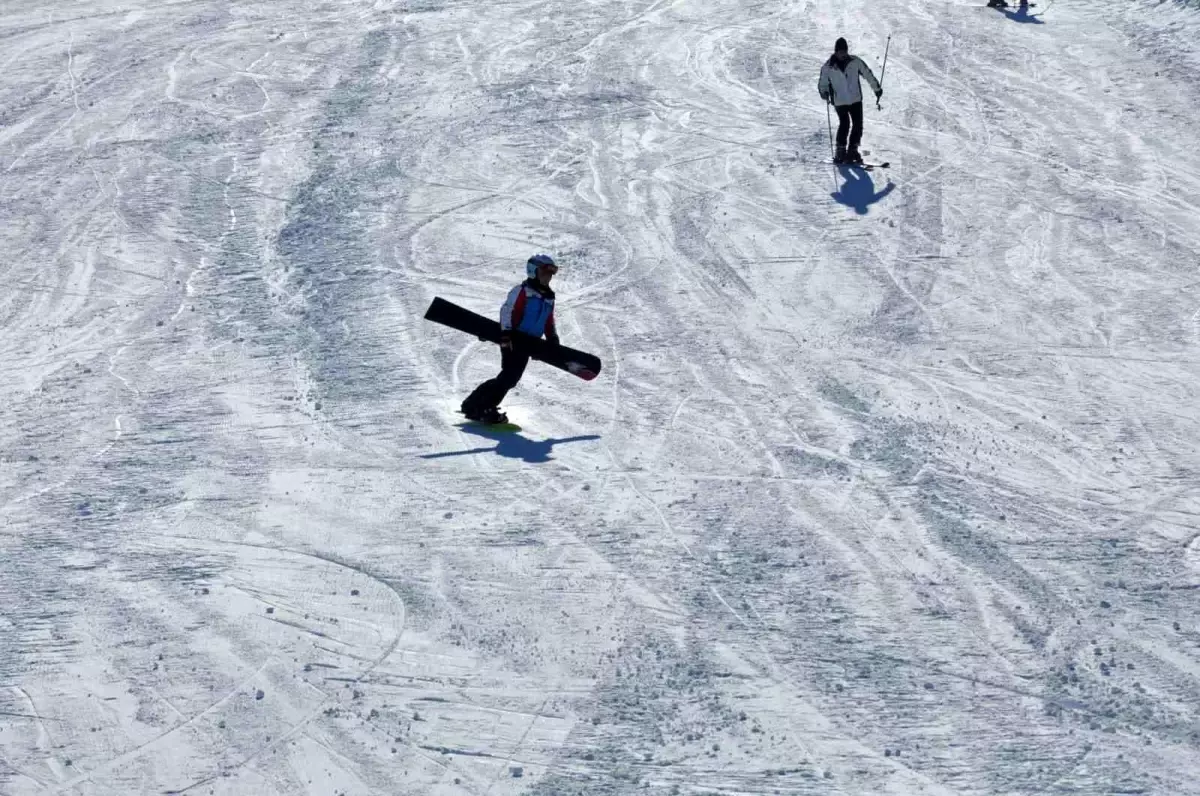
[
  {"left": 826, "top": 159, "right": 890, "bottom": 172},
  {"left": 822, "top": 146, "right": 889, "bottom": 171}
]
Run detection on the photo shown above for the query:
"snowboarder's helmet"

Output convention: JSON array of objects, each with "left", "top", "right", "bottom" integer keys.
[
  {"left": 527, "top": 254, "right": 557, "bottom": 279},
  {"left": 835, "top": 37, "right": 848, "bottom": 53}
]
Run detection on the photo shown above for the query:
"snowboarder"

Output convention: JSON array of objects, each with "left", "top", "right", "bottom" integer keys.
[
  {"left": 460, "top": 254, "right": 560, "bottom": 425},
  {"left": 818, "top": 37, "right": 883, "bottom": 165}
]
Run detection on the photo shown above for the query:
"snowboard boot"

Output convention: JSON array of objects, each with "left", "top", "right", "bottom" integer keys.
[
  {"left": 467, "top": 407, "right": 508, "bottom": 425},
  {"left": 833, "top": 145, "right": 847, "bottom": 164}
]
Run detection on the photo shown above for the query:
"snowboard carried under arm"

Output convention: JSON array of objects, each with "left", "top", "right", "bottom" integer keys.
[{"left": 424, "top": 297, "right": 602, "bottom": 381}]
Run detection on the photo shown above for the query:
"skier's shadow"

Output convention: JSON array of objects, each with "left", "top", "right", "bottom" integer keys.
[
  {"left": 831, "top": 165, "right": 895, "bottom": 215},
  {"left": 997, "top": 4, "right": 1044, "bottom": 23},
  {"left": 421, "top": 424, "right": 601, "bottom": 464}
]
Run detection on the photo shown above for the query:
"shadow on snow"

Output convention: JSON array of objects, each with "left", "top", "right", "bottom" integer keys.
[
  {"left": 996, "top": 4, "right": 1046, "bottom": 23},
  {"left": 421, "top": 424, "right": 601, "bottom": 463},
  {"left": 831, "top": 165, "right": 895, "bottom": 215}
]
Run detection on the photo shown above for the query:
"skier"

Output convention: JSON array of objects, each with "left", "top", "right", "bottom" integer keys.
[
  {"left": 460, "top": 254, "right": 560, "bottom": 425},
  {"left": 818, "top": 37, "right": 883, "bottom": 165}
]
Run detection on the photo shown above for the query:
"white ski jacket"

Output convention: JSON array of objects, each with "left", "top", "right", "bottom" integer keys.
[{"left": 818, "top": 55, "right": 881, "bottom": 106}]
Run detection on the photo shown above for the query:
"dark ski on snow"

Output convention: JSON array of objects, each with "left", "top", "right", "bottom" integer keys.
[{"left": 826, "top": 161, "right": 890, "bottom": 171}]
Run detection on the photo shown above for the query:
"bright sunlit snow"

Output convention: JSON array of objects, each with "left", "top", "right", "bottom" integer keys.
[{"left": 3, "top": 0, "right": 1200, "bottom": 794}]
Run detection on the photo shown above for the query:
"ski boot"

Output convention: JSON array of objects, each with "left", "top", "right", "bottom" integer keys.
[
  {"left": 846, "top": 147, "right": 864, "bottom": 165},
  {"left": 833, "top": 145, "right": 847, "bottom": 164}
]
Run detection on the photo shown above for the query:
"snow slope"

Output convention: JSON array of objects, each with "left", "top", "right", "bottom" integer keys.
[{"left": 3, "top": 0, "right": 1200, "bottom": 793}]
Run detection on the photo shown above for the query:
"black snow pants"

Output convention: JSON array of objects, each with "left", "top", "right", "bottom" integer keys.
[
  {"left": 835, "top": 101, "right": 865, "bottom": 152},
  {"left": 461, "top": 345, "right": 530, "bottom": 413}
]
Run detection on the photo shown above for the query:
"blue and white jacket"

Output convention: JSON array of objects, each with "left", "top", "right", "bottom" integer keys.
[{"left": 500, "top": 279, "right": 558, "bottom": 342}]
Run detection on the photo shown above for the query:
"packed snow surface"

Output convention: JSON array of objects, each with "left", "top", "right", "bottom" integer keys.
[{"left": 3, "top": 0, "right": 1200, "bottom": 793}]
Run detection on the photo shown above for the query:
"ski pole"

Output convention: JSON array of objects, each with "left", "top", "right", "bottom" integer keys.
[
  {"left": 877, "top": 35, "right": 891, "bottom": 111},
  {"left": 826, "top": 97, "right": 834, "bottom": 162}
]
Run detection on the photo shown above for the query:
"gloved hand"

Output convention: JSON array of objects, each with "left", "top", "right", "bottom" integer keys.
[
  {"left": 875, "top": 88, "right": 883, "bottom": 99},
  {"left": 499, "top": 330, "right": 513, "bottom": 350},
  {"left": 819, "top": 91, "right": 830, "bottom": 102},
  {"left": 546, "top": 333, "right": 561, "bottom": 348}
]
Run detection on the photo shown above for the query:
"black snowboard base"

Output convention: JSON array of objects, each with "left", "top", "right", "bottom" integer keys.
[
  {"left": 458, "top": 420, "right": 522, "bottom": 433},
  {"left": 424, "top": 297, "right": 602, "bottom": 381}
]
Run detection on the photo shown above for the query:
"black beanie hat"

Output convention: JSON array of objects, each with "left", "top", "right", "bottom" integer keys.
[{"left": 835, "top": 37, "right": 848, "bottom": 52}]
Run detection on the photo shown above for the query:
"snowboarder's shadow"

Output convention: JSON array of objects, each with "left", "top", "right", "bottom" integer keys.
[
  {"left": 422, "top": 424, "right": 601, "bottom": 464},
  {"left": 831, "top": 165, "right": 895, "bottom": 215}
]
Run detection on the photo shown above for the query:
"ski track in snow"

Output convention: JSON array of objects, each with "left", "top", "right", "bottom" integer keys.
[{"left": 2, "top": 0, "right": 1200, "bottom": 793}]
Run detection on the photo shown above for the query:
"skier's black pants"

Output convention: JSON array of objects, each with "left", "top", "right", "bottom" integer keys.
[
  {"left": 834, "top": 102, "right": 864, "bottom": 152},
  {"left": 462, "top": 346, "right": 529, "bottom": 413}
]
